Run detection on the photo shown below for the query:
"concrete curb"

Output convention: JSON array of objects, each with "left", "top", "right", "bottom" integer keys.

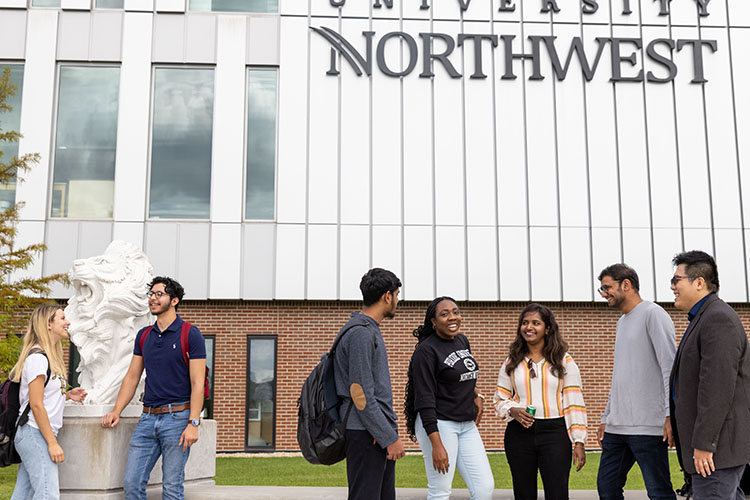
[{"left": 163, "top": 484, "right": 655, "bottom": 499}]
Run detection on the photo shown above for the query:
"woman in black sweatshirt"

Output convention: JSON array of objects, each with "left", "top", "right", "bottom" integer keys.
[{"left": 404, "top": 296, "right": 495, "bottom": 500}]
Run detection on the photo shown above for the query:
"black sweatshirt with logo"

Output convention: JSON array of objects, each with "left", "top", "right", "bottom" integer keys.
[{"left": 411, "top": 333, "right": 479, "bottom": 435}]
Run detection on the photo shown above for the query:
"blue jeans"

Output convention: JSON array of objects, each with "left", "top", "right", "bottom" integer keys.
[
  {"left": 415, "top": 415, "right": 494, "bottom": 500},
  {"left": 11, "top": 424, "right": 60, "bottom": 500},
  {"left": 597, "top": 432, "right": 676, "bottom": 500},
  {"left": 123, "top": 408, "right": 191, "bottom": 500}
]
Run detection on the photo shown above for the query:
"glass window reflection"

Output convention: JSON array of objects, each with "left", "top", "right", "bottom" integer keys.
[
  {"left": 245, "top": 69, "right": 277, "bottom": 220},
  {"left": 96, "top": 0, "right": 124, "bottom": 8},
  {"left": 51, "top": 66, "right": 120, "bottom": 219},
  {"left": 189, "top": 0, "right": 277, "bottom": 13},
  {"left": 0, "top": 64, "right": 24, "bottom": 212},
  {"left": 246, "top": 337, "right": 275, "bottom": 448},
  {"left": 149, "top": 68, "right": 214, "bottom": 219},
  {"left": 203, "top": 335, "right": 215, "bottom": 419}
]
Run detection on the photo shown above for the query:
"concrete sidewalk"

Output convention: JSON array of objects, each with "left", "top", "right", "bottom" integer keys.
[{"left": 157, "top": 483, "right": 654, "bottom": 499}]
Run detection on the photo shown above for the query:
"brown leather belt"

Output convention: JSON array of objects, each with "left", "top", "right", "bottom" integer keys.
[{"left": 142, "top": 403, "right": 190, "bottom": 415}]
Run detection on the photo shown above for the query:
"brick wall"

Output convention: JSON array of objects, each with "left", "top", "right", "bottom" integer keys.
[{"left": 159, "top": 300, "right": 750, "bottom": 451}]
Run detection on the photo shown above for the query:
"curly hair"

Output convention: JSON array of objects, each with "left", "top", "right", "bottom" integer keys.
[
  {"left": 505, "top": 303, "right": 567, "bottom": 379},
  {"left": 404, "top": 296, "right": 456, "bottom": 442}
]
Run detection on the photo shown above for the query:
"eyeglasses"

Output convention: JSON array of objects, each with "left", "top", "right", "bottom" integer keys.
[
  {"left": 527, "top": 359, "right": 536, "bottom": 379},
  {"left": 670, "top": 275, "right": 692, "bottom": 287},
  {"left": 147, "top": 291, "right": 169, "bottom": 299},
  {"left": 597, "top": 281, "right": 620, "bottom": 296}
]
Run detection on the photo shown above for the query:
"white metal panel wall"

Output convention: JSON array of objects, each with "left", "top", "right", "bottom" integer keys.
[
  {"left": 9, "top": 2, "right": 750, "bottom": 303},
  {"left": 211, "top": 15, "right": 247, "bottom": 223},
  {"left": 16, "top": 10, "right": 58, "bottom": 222},
  {"left": 0, "top": 10, "right": 26, "bottom": 57},
  {"left": 113, "top": 12, "right": 153, "bottom": 222}
]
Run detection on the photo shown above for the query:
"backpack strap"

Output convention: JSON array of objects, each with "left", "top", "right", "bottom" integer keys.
[
  {"left": 329, "top": 320, "right": 374, "bottom": 356},
  {"left": 180, "top": 321, "right": 192, "bottom": 367},
  {"left": 138, "top": 326, "right": 154, "bottom": 357},
  {"left": 27, "top": 348, "right": 51, "bottom": 388},
  {"left": 17, "top": 350, "right": 52, "bottom": 427}
]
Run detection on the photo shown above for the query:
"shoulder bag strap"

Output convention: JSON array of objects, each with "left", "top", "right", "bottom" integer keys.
[
  {"left": 139, "top": 326, "right": 153, "bottom": 358},
  {"left": 180, "top": 321, "right": 192, "bottom": 367}
]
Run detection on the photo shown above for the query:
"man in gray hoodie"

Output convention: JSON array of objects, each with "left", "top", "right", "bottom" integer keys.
[
  {"left": 334, "top": 268, "right": 405, "bottom": 500},
  {"left": 596, "top": 264, "right": 677, "bottom": 500}
]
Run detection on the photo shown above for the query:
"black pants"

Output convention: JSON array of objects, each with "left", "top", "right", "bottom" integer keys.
[
  {"left": 505, "top": 417, "right": 572, "bottom": 500},
  {"left": 345, "top": 429, "right": 395, "bottom": 500}
]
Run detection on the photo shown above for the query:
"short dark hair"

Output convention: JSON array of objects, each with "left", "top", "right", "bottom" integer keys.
[
  {"left": 597, "top": 263, "right": 640, "bottom": 292},
  {"left": 148, "top": 276, "right": 186, "bottom": 309},
  {"left": 672, "top": 250, "right": 719, "bottom": 292},
  {"left": 359, "top": 268, "right": 401, "bottom": 306}
]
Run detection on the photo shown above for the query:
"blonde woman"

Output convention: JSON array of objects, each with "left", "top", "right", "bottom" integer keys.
[{"left": 10, "top": 304, "right": 86, "bottom": 500}]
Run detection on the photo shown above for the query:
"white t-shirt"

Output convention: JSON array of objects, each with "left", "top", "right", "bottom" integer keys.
[{"left": 18, "top": 351, "right": 66, "bottom": 435}]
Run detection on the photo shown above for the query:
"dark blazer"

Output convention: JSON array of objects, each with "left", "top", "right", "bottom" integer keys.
[{"left": 669, "top": 294, "right": 750, "bottom": 474}]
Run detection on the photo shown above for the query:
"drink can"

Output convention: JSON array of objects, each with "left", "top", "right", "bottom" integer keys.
[{"left": 526, "top": 405, "right": 536, "bottom": 416}]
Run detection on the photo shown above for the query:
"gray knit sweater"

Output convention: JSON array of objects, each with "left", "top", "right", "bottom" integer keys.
[{"left": 602, "top": 300, "right": 676, "bottom": 436}]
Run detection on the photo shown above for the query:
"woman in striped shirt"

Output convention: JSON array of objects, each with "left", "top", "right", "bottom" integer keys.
[{"left": 493, "top": 303, "right": 587, "bottom": 500}]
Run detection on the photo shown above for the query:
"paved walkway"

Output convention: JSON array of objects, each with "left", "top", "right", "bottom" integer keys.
[{"left": 159, "top": 483, "right": 654, "bottom": 499}]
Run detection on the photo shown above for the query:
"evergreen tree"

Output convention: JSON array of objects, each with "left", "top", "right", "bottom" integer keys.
[{"left": 0, "top": 65, "right": 67, "bottom": 378}]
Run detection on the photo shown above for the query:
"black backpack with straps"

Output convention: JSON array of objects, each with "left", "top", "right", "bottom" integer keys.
[
  {"left": 296, "top": 319, "right": 373, "bottom": 465},
  {"left": 0, "top": 349, "right": 51, "bottom": 467}
]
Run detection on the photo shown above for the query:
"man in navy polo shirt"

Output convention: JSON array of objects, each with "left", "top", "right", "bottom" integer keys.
[{"left": 102, "top": 276, "right": 207, "bottom": 500}]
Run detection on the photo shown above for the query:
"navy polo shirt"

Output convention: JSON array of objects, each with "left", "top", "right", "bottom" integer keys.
[{"left": 134, "top": 315, "right": 206, "bottom": 407}]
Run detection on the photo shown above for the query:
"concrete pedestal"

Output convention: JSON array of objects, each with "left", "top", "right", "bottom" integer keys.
[{"left": 58, "top": 404, "right": 216, "bottom": 500}]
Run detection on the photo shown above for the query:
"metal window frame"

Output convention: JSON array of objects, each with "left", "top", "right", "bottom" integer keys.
[{"left": 244, "top": 334, "right": 277, "bottom": 451}]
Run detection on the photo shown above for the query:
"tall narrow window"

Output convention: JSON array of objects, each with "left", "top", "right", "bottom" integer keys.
[
  {"left": 0, "top": 64, "right": 24, "bottom": 212},
  {"left": 149, "top": 68, "right": 214, "bottom": 219},
  {"left": 245, "top": 69, "right": 277, "bottom": 220},
  {"left": 246, "top": 336, "right": 276, "bottom": 449},
  {"left": 189, "top": 0, "right": 277, "bottom": 13},
  {"left": 202, "top": 335, "right": 216, "bottom": 419},
  {"left": 51, "top": 66, "right": 120, "bottom": 218}
]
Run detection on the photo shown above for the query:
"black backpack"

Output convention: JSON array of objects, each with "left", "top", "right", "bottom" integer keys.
[
  {"left": 296, "top": 320, "right": 370, "bottom": 465},
  {"left": 0, "top": 349, "right": 51, "bottom": 467}
]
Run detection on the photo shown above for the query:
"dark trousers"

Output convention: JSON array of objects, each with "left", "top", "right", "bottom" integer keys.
[
  {"left": 344, "top": 429, "right": 395, "bottom": 500},
  {"left": 504, "top": 417, "right": 571, "bottom": 500},
  {"left": 596, "top": 432, "right": 676, "bottom": 500},
  {"left": 691, "top": 464, "right": 746, "bottom": 500}
]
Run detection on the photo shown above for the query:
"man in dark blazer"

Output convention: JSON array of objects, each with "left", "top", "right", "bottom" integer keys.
[{"left": 669, "top": 250, "right": 750, "bottom": 500}]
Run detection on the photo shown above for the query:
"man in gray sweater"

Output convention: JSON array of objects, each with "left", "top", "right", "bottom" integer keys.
[
  {"left": 334, "top": 268, "right": 405, "bottom": 500},
  {"left": 596, "top": 264, "right": 677, "bottom": 500}
]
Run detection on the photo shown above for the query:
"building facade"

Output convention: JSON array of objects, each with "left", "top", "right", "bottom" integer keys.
[{"left": 2, "top": 0, "right": 750, "bottom": 451}]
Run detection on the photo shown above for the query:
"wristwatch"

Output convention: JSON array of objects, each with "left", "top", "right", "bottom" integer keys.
[{"left": 191, "top": 418, "right": 200, "bottom": 427}]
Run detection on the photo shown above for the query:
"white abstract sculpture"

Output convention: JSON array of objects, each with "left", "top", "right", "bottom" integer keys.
[{"left": 65, "top": 240, "right": 154, "bottom": 405}]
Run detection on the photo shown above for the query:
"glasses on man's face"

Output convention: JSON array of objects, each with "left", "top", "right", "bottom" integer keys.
[
  {"left": 670, "top": 275, "right": 691, "bottom": 287},
  {"left": 147, "top": 291, "right": 168, "bottom": 299},
  {"left": 527, "top": 359, "right": 536, "bottom": 379},
  {"left": 597, "top": 282, "right": 620, "bottom": 296}
]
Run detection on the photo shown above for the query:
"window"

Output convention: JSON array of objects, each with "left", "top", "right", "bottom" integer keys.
[
  {"left": 246, "top": 336, "right": 276, "bottom": 449},
  {"left": 245, "top": 69, "right": 277, "bottom": 220},
  {"left": 67, "top": 343, "right": 81, "bottom": 388},
  {"left": 189, "top": 0, "right": 277, "bottom": 13},
  {"left": 32, "top": 0, "right": 60, "bottom": 6},
  {"left": 149, "top": 68, "right": 214, "bottom": 219},
  {"left": 51, "top": 66, "right": 120, "bottom": 218},
  {"left": 96, "top": 0, "right": 124, "bottom": 8},
  {"left": 0, "top": 64, "right": 24, "bottom": 212},
  {"left": 202, "top": 335, "right": 216, "bottom": 419}
]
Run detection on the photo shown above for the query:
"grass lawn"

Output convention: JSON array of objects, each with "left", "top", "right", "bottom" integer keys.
[
  {"left": 0, "top": 452, "right": 687, "bottom": 499},
  {"left": 215, "top": 452, "right": 686, "bottom": 490}
]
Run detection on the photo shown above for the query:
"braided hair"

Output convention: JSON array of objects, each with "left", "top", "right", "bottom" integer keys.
[{"left": 404, "top": 296, "right": 457, "bottom": 441}]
